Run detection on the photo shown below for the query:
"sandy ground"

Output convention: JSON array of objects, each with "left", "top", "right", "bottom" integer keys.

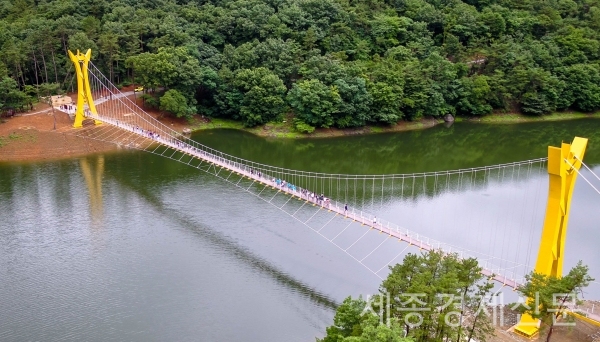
[
  {"left": 0, "top": 90, "right": 189, "bottom": 163},
  {"left": 0, "top": 106, "right": 118, "bottom": 163},
  {"left": 488, "top": 303, "right": 600, "bottom": 342}
]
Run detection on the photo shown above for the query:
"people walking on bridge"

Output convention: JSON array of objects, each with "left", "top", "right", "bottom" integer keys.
[
  {"left": 373, "top": 216, "right": 377, "bottom": 226},
  {"left": 344, "top": 204, "right": 348, "bottom": 215}
]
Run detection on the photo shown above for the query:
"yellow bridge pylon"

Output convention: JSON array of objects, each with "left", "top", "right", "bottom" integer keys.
[
  {"left": 68, "top": 49, "right": 101, "bottom": 128},
  {"left": 67, "top": 50, "right": 594, "bottom": 336},
  {"left": 515, "top": 137, "right": 588, "bottom": 337}
]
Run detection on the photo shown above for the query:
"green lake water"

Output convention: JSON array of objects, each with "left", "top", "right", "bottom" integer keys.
[{"left": 1, "top": 119, "right": 599, "bottom": 341}]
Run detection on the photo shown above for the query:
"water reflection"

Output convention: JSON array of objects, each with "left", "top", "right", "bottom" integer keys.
[
  {"left": 193, "top": 119, "right": 600, "bottom": 174},
  {"left": 105, "top": 166, "right": 339, "bottom": 311},
  {"left": 79, "top": 156, "right": 104, "bottom": 228},
  {"left": 1, "top": 120, "right": 599, "bottom": 342}
]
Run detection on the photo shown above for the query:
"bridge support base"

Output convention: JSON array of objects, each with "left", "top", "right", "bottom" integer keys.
[{"left": 514, "top": 137, "right": 588, "bottom": 337}]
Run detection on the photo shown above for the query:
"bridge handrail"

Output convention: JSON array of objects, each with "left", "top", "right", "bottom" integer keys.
[
  {"left": 86, "top": 64, "right": 539, "bottom": 287},
  {"left": 90, "top": 63, "right": 547, "bottom": 181},
  {"left": 86, "top": 112, "right": 533, "bottom": 288}
]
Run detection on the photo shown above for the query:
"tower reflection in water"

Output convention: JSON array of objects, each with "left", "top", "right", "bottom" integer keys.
[{"left": 79, "top": 155, "right": 104, "bottom": 227}]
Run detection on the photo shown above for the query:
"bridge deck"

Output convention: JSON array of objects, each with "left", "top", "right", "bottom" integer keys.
[{"left": 81, "top": 114, "right": 520, "bottom": 289}]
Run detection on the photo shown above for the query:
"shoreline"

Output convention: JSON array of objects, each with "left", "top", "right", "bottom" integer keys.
[
  {"left": 189, "top": 111, "right": 600, "bottom": 139},
  {"left": 0, "top": 110, "right": 121, "bottom": 164},
  {"left": 2, "top": 108, "right": 599, "bottom": 163}
]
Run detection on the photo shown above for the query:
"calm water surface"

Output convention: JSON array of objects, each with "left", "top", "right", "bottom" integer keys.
[{"left": 1, "top": 119, "right": 600, "bottom": 341}]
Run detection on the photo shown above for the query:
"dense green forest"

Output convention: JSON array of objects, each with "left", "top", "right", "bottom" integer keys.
[{"left": 1, "top": 0, "right": 600, "bottom": 130}]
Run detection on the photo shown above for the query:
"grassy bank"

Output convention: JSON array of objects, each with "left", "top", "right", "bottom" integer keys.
[
  {"left": 476, "top": 111, "right": 600, "bottom": 124},
  {"left": 190, "top": 116, "right": 444, "bottom": 138},
  {"left": 188, "top": 111, "right": 600, "bottom": 139}
]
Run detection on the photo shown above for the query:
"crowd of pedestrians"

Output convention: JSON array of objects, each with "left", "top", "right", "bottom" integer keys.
[
  {"left": 270, "top": 178, "right": 333, "bottom": 208},
  {"left": 95, "top": 115, "right": 383, "bottom": 228}
]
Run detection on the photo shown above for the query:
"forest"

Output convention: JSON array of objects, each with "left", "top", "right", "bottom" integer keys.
[{"left": 1, "top": 0, "right": 600, "bottom": 130}]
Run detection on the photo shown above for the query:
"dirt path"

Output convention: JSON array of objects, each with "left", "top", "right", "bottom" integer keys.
[
  {"left": 0, "top": 91, "right": 192, "bottom": 163},
  {"left": 0, "top": 108, "right": 118, "bottom": 163}
]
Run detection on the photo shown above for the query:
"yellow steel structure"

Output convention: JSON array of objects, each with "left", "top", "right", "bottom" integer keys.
[
  {"left": 568, "top": 311, "right": 600, "bottom": 328},
  {"left": 66, "top": 48, "right": 593, "bottom": 335},
  {"left": 68, "top": 49, "right": 101, "bottom": 128},
  {"left": 514, "top": 137, "right": 588, "bottom": 338}
]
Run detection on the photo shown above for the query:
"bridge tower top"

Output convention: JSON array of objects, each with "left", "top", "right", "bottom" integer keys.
[{"left": 68, "top": 49, "right": 101, "bottom": 128}]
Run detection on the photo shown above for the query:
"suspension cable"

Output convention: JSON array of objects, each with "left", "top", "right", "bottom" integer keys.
[{"left": 565, "top": 159, "right": 600, "bottom": 196}]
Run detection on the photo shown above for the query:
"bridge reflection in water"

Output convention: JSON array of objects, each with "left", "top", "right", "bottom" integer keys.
[{"left": 59, "top": 51, "right": 600, "bottom": 336}]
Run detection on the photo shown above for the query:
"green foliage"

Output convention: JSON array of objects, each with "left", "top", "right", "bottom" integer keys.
[
  {"left": 37, "top": 83, "right": 61, "bottom": 98},
  {"left": 0, "top": 77, "right": 28, "bottom": 111},
  {"left": 557, "top": 64, "right": 600, "bottom": 112},
  {"left": 293, "top": 118, "right": 315, "bottom": 133},
  {"left": 3, "top": 0, "right": 600, "bottom": 127},
  {"left": 232, "top": 67, "right": 287, "bottom": 127},
  {"left": 68, "top": 32, "right": 98, "bottom": 53},
  {"left": 457, "top": 75, "right": 493, "bottom": 116},
  {"left": 515, "top": 262, "right": 594, "bottom": 342},
  {"left": 287, "top": 79, "right": 341, "bottom": 128},
  {"left": 318, "top": 297, "right": 414, "bottom": 342},
  {"left": 364, "top": 60, "right": 405, "bottom": 124},
  {"left": 140, "top": 93, "right": 159, "bottom": 109},
  {"left": 380, "top": 251, "right": 495, "bottom": 342},
  {"left": 160, "top": 89, "right": 191, "bottom": 119},
  {"left": 213, "top": 66, "right": 288, "bottom": 126},
  {"left": 321, "top": 251, "right": 496, "bottom": 342}
]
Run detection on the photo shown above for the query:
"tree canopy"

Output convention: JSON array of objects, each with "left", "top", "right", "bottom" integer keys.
[
  {"left": 2, "top": 0, "right": 600, "bottom": 123},
  {"left": 514, "top": 261, "right": 594, "bottom": 342},
  {"left": 320, "top": 250, "right": 496, "bottom": 342}
]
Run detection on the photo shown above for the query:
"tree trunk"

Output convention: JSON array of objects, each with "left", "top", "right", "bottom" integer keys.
[
  {"left": 546, "top": 323, "right": 555, "bottom": 342},
  {"left": 32, "top": 50, "right": 39, "bottom": 86},
  {"left": 109, "top": 54, "right": 114, "bottom": 84},
  {"left": 61, "top": 35, "right": 68, "bottom": 55},
  {"left": 18, "top": 63, "right": 26, "bottom": 86},
  {"left": 40, "top": 47, "right": 49, "bottom": 84},
  {"left": 51, "top": 49, "right": 59, "bottom": 84},
  {"left": 14, "top": 65, "right": 21, "bottom": 87},
  {"left": 456, "top": 288, "right": 469, "bottom": 342},
  {"left": 467, "top": 314, "right": 479, "bottom": 342},
  {"left": 546, "top": 294, "right": 572, "bottom": 342}
]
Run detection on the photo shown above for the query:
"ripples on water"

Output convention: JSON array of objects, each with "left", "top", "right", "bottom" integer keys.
[
  {"left": 1, "top": 119, "right": 600, "bottom": 341},
  {"left": 0, "top": 159, "right": 378, "bottom": 341}
]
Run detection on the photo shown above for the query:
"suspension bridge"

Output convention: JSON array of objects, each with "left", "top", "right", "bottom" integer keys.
[{"left": 60, "top": 49, "right": 600, "bottom": 337}]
